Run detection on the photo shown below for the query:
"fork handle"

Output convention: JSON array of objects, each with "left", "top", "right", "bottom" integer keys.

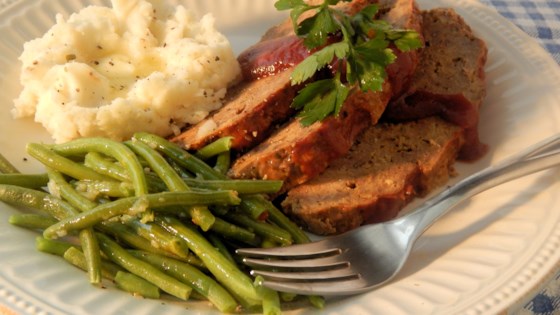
[{"left": 400, "top": 133, "right": 560, "bottom": 241}]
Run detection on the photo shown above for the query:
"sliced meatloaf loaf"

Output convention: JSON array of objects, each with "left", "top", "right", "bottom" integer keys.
[
  {"left": 228, "top": 84, "right": 392, "bottom": 192},
  {"left": 383, "top": 8, "right": 488, "bottom": 161},
  {"left": 228, "top": 0, "right": 423, "bottom": 193},
  {"left": 282, "top": 117, "right": 465, "bottom": 235}
]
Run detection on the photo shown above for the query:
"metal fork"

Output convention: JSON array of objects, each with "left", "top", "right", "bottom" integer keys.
[{"left": 236, "top": 133, "right": 560, "bottom": 295}]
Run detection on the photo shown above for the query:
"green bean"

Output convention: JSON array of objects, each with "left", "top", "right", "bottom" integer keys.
[
  {"left": 0, "top": 184, "right": 104, "bottom": 269},
  {"left": 134, "top": 133, "right": 275, "bottom": 220},
  {"left": 47, "top": 169, "right": 98, "bottom": 212},
  {"left": 74, "top": 180, "right": 134, "bottom": 198},
  {"left": 210, "top": 205, "right": 229, "bottom": 216},
  {"left": 115, "top": 271, "right": 161, "bottom": 299},
  {"left": 186, "top": 205, "right": 216, "bottom": 231},
  {"left": 126, "top": 140, "right": 215, "bottom": 231},
  {"left": 134, "top": 132, "right": 224, "bottom": 180},
  {"left": 9, "top": 214, "right": 58, "bottom": 230},
  {"left": 250, "top": 195, "right": 311, "bottom": 244},
  {"left": 0, "top": 173, "right": 48, "bottom": 189},
  {"left": 210, "top": 217, "right": 257, "bottom": 245},
  {"left": 182, "top": 178, "right": 283, "bottom": 195},
  {"left": 78, "top": 228, "right": 103, "bottom": 284},
  {"left": 308, "top": 295, "right": 326, "bottom": 309},
  {"left": 156, "top": 216, "right": 261, "bottom": 306},
  {"left": 84, "top": 153, "right": 167, "bottom": 193},
  {"left": 238, "top": 195, "right": 271, "bottom": 221},
  {"left": 46, "top": 169, "right": 103, "bottom": 284},
  {"left": 279, "top": 292, "right": 297, "bottom": 303},
  {"left": 260, "top": 237, "right": 280, "bottom": 249},
  {"left": 43, "top": 190, "right": 240, "bottom": 239},
  {"left": 27, "top": 143, "right": 111, "bottom": 182},
  {"left": 36, "top": 236, "right": 75, "bottom": 256},
  {"left": 126, "top": 219, "right": 191, "bottom": 260},
  {"left": 97, "top": 233, "right": 192, "bottom": 300},
  {"left": 126, "top": 140, "right": 190, "bottom": 192},
  {"left": 167, "top": 158, "right": 194, "bottom": 179},
  {"left": 98, "top": 221, "right": 204, "bottom": 269},
  {"left": 213, "top": 151, "right": 231, "bottom": 175},
  {"left": 84, "top": 152, "right": 129, "bottom": 181},
  {"left": 242, "top": 198, "right": 326, "bottom": 309},
  {"left": 0, "top": 184, "right": 76, "bottom": 220},
  {"left": 63, "top": 246, "right": 124, "bottom": 281},
  {"left": 65, "top": 246, "right": 163, "bottom": 300},
  {"left": 195, "top": 137, "right": 233, "bottom": 160},
  {"left": 50, "top": 138, "right": 148, "bottom": 196},
  {"left": 96, "top": 221, "right": 195, "bottom": 266},
  {"left": 207, "top": 233, "right": 236, "bottom": 265},
  {"left": 154, "top": 206, "right": 258, "bottom": 245},
  {"left": 0, "top": 152, "right": 20, "bottom": 173},
  {"left": 224, "top": 212, "right": 292, "bottom": 246},
  {"left": 255, "top": 276, "right": 282, "bottom": 315},
  {"left": 143, "top": 173, "right": 171, "bottom": 193},
  {"left": 86, "top": 154, "right": 167, "bottom": 194},
  {"left": 129, "top": 250, "right": 238, "bottom": 313}
]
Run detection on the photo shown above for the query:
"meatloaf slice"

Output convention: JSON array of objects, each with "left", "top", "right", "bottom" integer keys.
[
  {"left": 170, "top": 68, "right": 298, "bottom": 151},
  {"left": 282, "top": 117, "right": 465, "bottom": 235},
  {"left": 383, "top": 8, "right": 488, "bottom": 161}
]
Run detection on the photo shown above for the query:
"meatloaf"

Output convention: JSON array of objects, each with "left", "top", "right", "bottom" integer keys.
[
  {"left": 282, "top": 117, "right": 465, "bottom": 235},
  {"left": 228, "top": 0, "right": 423, "bottom": 193},
  {"left": 383, "top": 8, "right": 488, "bottom": 161}
]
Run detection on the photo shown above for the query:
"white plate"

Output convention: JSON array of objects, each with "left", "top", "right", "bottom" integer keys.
[{"left": 1, "top": 0, "right": 560, "bottom": 314}]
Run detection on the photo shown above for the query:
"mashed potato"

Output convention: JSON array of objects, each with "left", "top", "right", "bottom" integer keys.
[{"left": 13, "top": 0, "right": 241, "bottom": 143}]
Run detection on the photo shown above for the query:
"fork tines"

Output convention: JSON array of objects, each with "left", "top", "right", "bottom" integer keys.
[{"left": 236, "top": 245, "right": 367, "bottom": 295}]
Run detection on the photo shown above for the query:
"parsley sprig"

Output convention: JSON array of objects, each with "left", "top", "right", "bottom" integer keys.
[{"left": 275, "top": 0, "right": 422, "bottom": 126}]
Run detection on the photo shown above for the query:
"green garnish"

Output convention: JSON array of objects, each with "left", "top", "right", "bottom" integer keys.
[{"left": 275, "top": 0, "right": 422, "bottom": 126}]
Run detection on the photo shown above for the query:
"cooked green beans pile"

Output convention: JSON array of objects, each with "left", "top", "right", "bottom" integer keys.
[{"left": 0, "top": 133, "right": 324, "bottom": 314}]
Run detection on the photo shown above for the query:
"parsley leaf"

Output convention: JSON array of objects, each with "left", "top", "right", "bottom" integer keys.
[
  {"left": 298, "top": 8, "right": 340, "bottom": 48},
  {"left": 389, "top": 30, "right": 424, "bottom": 51},
  {"left": 290, "top": 41, "right": 349, "bottom": 84},
  {"left": 292, "top": 77, "right": 350, "bottom": 126},
  {"left": 275, "top": 0, "right": 422, "bottom": 125}
]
